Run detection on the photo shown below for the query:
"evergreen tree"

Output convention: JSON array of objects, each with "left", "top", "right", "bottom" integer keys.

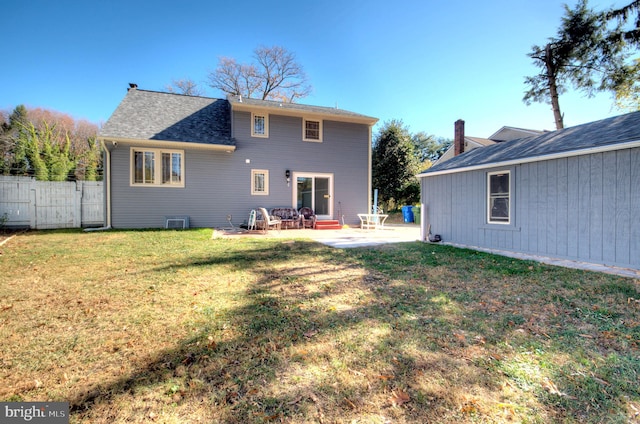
[
  {"left": 523, "top": 0, "right": 629, "bottom": 128},
  {"left": 22, "top": 121, "right": 48, "bottom": 180},
  {"left": 81, "top": 137, "right": 102, "bottom": 181},
  {"left": 6, "top": 106, "right": 30, "bottom": 176},
  {"left": 607, "top": 0, "right": 640, "bottom": 44},
  {"left": 1, "top": 105, "right": 100, "bottom": 180},
  {"left": 372, "top": 120, "right": 421, "bottom": 209},
  {"left": 606, "top": 1, "right": 640, "bottom": 110},
  {"left": 48, "top": 131, "right": 74, "bottom": 181},
  {"left": 412, "top": 131, "right": 452, "bottom": 163}
]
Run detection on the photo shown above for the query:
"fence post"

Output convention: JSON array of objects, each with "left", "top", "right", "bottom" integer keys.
[
  {"left": 29, "top": 184, "right": 37, "bottom": 229},
  {"left": 74, "top": 181, "right": 82, "bottom": 228}
]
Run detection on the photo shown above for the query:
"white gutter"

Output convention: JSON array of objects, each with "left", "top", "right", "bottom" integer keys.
[
  {"left": 367, "top": 125, "right": 373, "bottom": 214},
  {"left": 230, "top": 102, "right": 379, "bottom": 126},
  {"left": 97, "top": 137, "right": 236, "bottom": 152},
  {"left": 418, "top": 139, "right": 640, "bottom": 178}
]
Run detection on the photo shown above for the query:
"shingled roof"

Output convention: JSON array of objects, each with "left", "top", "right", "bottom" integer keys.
[
  {"left": 99, "top": 89, "right": 234, "bottom": 147},
  {"left": 420, "top": 111, "right": 640, "bottom": 176},
  {"left": 226, "top": 95, "right": 378, "bottom": 125}
]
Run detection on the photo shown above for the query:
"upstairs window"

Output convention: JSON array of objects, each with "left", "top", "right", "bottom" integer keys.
[
  {"left": 303, "top": 118, "right": 322, "bottom": 142},
  {"left": 251, "top": 169, "right": 269, "bottom": 195},
  {"left": 487, "top": 171, "right": 510, "bottom": 224},
  {"left": 131, "top": 148, "right": 184, "bottom": 187},
  {"left": 252, "top": 112, "right": 268, "bottom": 138}
]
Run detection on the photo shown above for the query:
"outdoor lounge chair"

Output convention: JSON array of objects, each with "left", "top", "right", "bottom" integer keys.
[
  {"left": 298, "top": 207, "right": 317, "bottom": 229},
  {"left": 270, "top": 207, "right": 302, "bottom": 229},
  {"left": 257, "top": 207, "right": 281, "bottom": 232}
]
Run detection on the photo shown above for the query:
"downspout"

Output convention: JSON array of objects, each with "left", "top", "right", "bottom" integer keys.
[
  {"left": 367, "top": 125, "right": 372, "bottom": 215},
  {"left": 85, "top": 139, "right": 112, "bottom": 231}
]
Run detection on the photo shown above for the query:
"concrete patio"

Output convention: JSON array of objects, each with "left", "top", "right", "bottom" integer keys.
[{"left": 211, "top": 223, "right": 422, "bottom": 248}]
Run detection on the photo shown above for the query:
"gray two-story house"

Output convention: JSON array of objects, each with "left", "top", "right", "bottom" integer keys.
[{"left": 97, "top": 86, "right": 378, "bottom": 229}]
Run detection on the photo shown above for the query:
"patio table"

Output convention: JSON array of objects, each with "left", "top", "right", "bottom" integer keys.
[{"left": 357, "top": 213, "right": 388, "bottom": 230}]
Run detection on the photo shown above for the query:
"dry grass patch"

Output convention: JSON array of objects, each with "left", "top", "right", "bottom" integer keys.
[{"left": 1, "top": 229, "right": 639, "bottom": 423}]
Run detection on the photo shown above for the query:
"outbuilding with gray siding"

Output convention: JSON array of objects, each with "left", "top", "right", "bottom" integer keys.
[{"left": 418, "top": 111, "right": 640, "bottom": 271}]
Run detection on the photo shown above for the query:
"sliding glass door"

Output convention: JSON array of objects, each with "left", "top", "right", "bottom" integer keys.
[{"left": 295, "top": 173, "right": 333, "bottom": 219}]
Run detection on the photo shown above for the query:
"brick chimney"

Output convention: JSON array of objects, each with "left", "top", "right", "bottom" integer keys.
[{"left": 454, "top": 119, "right": 465, "bottom": 156}]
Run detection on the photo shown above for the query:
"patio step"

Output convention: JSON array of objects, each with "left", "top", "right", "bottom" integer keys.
[{"left": 315, "top": 220, "right": 342, "bottom": 230}]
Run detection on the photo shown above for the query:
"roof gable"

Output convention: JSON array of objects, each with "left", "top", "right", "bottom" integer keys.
[
  {"left": 421, "top": 111, "right": 640, "bottom": 176},
  {"left": 465, "top": 137, "right": 495, "bottom": 147},
  {"left": 488, "top": 126, "right": 545, "bottom": 142},
  {"left": 99, "top": 89, "right": 234, "bottom": 146}
]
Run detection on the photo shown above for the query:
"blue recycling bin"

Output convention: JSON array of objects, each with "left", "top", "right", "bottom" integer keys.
[{"left": 401, "top": 205, "right": 414, "bottom": 223}]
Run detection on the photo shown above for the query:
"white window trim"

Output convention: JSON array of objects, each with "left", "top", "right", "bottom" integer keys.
[
  {"left": 130, "top": 147, "right": 185, "bottom": 188},
  {"left": 251, "top": 169, "right": 269, "bottom": 195},
  {"left": 251, "top": 112, "right": 269, "bottom": 138},
  {"left": 487, "top": 170, "right": 511, "bottom": 225},
  {"left": 303, "top": 118, "right": 323, "bottom": 142}
]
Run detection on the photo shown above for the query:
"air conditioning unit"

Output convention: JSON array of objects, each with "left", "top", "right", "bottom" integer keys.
[{"left": 164, "top": 215, "right": 189, "bottom": 229}]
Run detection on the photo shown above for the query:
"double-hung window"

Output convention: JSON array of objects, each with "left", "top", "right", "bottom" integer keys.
[
  {"left": 487, "top": 171, "right": 510, "bottom": 224},
  {"left": 251, "top": 112, "right": 268, "bottom": 138},
  {"left": 303, "top": 118, "right": 322, "bottom": 142},
  {"left": 131, "top": 148, "right": 184, "bottom": 187},
  {"left": 251, "top": 169, "right": 269, "bottom": 195}
]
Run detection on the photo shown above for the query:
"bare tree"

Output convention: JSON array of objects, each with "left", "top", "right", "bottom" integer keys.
[
  {"left": 166, "top": 78, "right": 205, "bottom": 96},
  {"left": 208, "top": 45, "right": 312, "bottom": 103},
  {"left": 210, "top": 58, "right": 261, "bottom": 99}
]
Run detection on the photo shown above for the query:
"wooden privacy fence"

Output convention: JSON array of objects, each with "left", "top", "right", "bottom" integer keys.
[{"left": 0, "top": 176, "right": 104, "bottom": 229}]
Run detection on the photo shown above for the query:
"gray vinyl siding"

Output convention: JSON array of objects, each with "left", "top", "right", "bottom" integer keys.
[
  {"left": 421, "top": 147, "right": 640, "bottom": 270},
  {"left": 232, "top": 111, "right": 370, "bottom": 224},
  {"left": 109, "top": 111, "right": 370, "bottom": 228}
]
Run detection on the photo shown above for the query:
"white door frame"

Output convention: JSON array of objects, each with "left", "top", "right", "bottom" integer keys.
[{"left": 292, "top": 172, "right": 334, "bottom": 219}]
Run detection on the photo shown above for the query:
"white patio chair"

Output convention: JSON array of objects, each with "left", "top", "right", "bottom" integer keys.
[{"left": 257, "top": 207, "right": 281, "bottom": 232}]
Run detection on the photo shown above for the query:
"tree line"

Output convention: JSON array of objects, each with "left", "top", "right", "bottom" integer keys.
[{"left": 0, "top": 105, "right": 101, "bottom": 181}]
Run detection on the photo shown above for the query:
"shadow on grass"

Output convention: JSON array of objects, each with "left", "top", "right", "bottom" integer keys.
[{"left": 65, "top": 240, "right": 640, "bottom": 423}]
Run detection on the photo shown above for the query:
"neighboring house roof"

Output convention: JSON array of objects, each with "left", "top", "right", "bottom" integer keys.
[
  {"left": 465, "top": 136, "right": 495, "bottom": 147},
  {"left": 420, "top": 111, "right": 640, "bottom": 177},
  {"left": 433, "top": 136, "right": 495, "bottom": 166},
  {"left": 434, "top": 127, "right": 544, "bottom": 167},
  {"left": 227, "top": 95, "right": 378, "bottom": 126},
  {"left": 488, "top": 126, "right": 545, "bottom": 142},
  {"left": 99, "top": 89, "right": 235, "bottom": 149}
]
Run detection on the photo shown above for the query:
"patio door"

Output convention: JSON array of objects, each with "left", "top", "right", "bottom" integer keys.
[{"left": 294, "top": 173, "right": 333, "bottom": 219}]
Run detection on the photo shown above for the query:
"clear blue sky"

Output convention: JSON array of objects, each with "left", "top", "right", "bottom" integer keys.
[{"left": 0, "top": 0, "right": 630, "bottom": 140}]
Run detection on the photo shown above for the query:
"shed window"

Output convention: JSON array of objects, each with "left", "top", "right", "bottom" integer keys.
[{"left": 487, "top": 171, "right": 510, "bottom": 224}]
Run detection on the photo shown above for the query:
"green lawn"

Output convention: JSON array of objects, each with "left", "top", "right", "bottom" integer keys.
[{"left": 1, "top": 229, "right": 639, "bottom": 423}]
